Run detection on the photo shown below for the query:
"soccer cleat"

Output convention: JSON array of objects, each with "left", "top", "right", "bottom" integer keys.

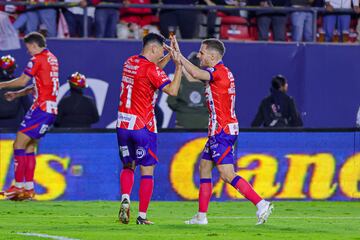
[
  {"left": 118, "top": 198, "right": 130, "bottom": 224},
  {"left": 136, "top": 216, "right": 154, "bottom": 225},
  {"left": 256, "top": 201, "right": 274, "bottom": 225},
  {"left": 184, "top": 214, "right": 208, "bottom": 225},
  {"left": 18, "top": 189, "right": 35, "bottom": 201},
  {"left": 2, "top": 185, "right": 24, "bottom": 200}
]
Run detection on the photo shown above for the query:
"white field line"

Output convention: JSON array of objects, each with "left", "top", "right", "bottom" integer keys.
[
  {"left": 16, "top": 232, "right": 79, "bottom": 240},
  {"left": 209, "top": 216, "right": 360, "bottom": 219},
  {"left": 0, "top": 216, "right": 358, "bottom": 220}
]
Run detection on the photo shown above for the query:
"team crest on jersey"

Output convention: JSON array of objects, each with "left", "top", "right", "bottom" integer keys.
[{"left": 136, "top": 147, "right": 146, "bottom": 159}]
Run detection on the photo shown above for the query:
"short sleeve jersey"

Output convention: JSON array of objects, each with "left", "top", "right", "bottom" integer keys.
[
  {"left": 24, "top": 49, "right": 59, "bottom": 114},
  {"left": 205, "top": 61, "right": 239, "bottom": 136},
  {"left": 117, "top": 55, "right": 171, "bottom": 133}
]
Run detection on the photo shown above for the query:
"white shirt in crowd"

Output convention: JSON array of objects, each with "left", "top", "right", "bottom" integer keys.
[
  {"left": 64, "top": 0, "right": 95, "bottom": 18},
  {"left": 325, "top": 0, "right": 359, "bottom": 9}
]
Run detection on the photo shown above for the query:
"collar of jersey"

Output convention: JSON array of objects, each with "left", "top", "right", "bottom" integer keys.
[
  {"left": 216, "top": 61, "right": 224, "bottom": 66},
  {"left": 138, "top": 55, "right": 150, "bottom": 62},
  {"left": 35, "top": 48, "right": 49, "bottom": 56}
]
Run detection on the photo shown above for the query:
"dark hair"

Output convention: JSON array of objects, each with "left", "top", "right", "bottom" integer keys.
[
  {"left": 271, "top": 74, "right": 287, "bottom": 90},
  {"left": 202, "top": 38, "right": 225, "bottom": 56},
  {"left": 143, "top": 33, "right": 165, "bottom": 48},
  {"left": 24, "top": 32, "right": 46, "bottom": 48}
]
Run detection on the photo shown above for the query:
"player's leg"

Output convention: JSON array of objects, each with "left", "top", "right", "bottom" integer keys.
[
  {"left": 214, "top": 131, "right": 273, "bottom": 225},
  {"left": 137, "top": 165, "right": 155, "bottom": 225},
  {"left": 136, "top": 129, "right": 158, "bottom": 225},
  {"left": 21, "top": 139, "right": 38, "bottom": 200},
  {"left": 2, "top": 132, "right": 32, "bottom": 199},
  {"left": 16, "top": 107, "right": 56, "bottom": 200},
  {"left": 185, "top": 140, "right": 213, "bottom": 225},
  {"left": 117, "top": 128, "right": 136, "bottom": 224},
  {"left": 217, "top": 164, "right": 273, "bottom": 225}
]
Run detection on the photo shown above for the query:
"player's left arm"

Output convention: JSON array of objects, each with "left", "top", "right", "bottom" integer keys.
[
  {"left": 4, "top": 84, "right": 34, "bottom": 102},
  {"left": 182, "top": 66, "right": 202, "bottom": 83},
  {"left": 0, "top": 73, "right": 31, "bottom": 89},
  {"left": 180, "top": 55, "right": 211, "bottom": 81}
]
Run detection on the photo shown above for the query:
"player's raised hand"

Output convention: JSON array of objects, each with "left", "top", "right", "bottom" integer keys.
[
  {"left": 171, "top": 49, "right": 182, "bottom": 66},
  {"left": 4, "top": 91, "right": 17, "bottom": 102},
  {"left": 170, "top": 35, "right": 180, "bottom": 53},
  {"left": 163, "top": 43, "right": 173, "bottom": 53}
]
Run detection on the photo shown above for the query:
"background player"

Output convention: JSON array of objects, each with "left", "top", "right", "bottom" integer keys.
[
  {"left": 171, "top": 36, "right": 274, "bottom": 225},
  {"left": 0, "top": 32, "right": 59, "bottom": 201},
  {"left": 117, "top": 33, "right": 182, "bottom": 225}
]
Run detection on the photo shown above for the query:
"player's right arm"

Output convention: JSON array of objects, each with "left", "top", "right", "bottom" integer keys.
[
  {"left": 162, "top": 50, "right": 182, "bottom": 96},
  {"left": 4, "top": 85, "right": 34, "bottom": 102},
  {"left": 0, "top": 73, "right": 31, "bottom": 89}
]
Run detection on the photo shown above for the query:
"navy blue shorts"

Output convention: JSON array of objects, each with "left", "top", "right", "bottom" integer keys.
[
  {"left": 201, "top": 131, "right": 237, "bottom": 165},
  {"left": 116, "top": 127, "right": 158, "bottom": 167},
  {"left": 19, "top": 107, "right": 56, "bottom": 140}
]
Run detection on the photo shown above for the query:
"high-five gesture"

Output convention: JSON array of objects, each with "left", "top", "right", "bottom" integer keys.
[{"left": 170, "top": 35, "right": 180, "bottom": 53}]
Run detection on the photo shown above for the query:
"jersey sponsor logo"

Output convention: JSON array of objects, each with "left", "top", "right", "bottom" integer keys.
[
  {"left": 48, "top": 57, "right": 58, "bottom": 65},
  {"left": 124, "top": 63, "right": 140, "bottom": 71},
  {"left": 136, "top": 147, "right": 146, "bottom": 159},
  {"left": 228, "top": 71, "right": 235, "bottom": 82},
  {"left": 122, "top": 76, "right": 134, "bottom": 85}
]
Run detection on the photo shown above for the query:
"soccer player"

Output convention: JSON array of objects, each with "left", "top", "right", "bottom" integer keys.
[
  {"left": 0, "top": 32, "right": 59, "bottom": 201},
  {"left": 172, "top": 36, "right": 273, "bottom": 225},
  {"left": 117, "top": 33, "right": 182, "bottom": 225}
]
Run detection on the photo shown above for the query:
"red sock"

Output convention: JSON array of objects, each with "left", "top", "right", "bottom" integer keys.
[
  {"left": 231, "top": 176, "right": 262, "bottom": 205},
  {"left": 25, "top": 152, "right": 36, "bottom": 182},
  {"left": 120, "top": 168, "right": 134, "bottom": 195},
  {"left": 139, "top": 175, "right": 154, "bottom": 213},
  {"left": 198, "top": 178, "right": 212, "bottom": 213},
  {"left": 14, "top": 149, "right": 26, "bottom": 183}
]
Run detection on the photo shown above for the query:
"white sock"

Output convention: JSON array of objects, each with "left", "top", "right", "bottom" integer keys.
[
  {"left": 121, "top": 194, "right": 130, "bottom": 203},
  {"left": 198, "top": 212, "right": 207, "bottom": 219},
  {"left": 256, "top": 200, "right": 267, "bottom": 210},
  {"left": 15, "top": 182, "right": 24, "bottom": 188},
  {"left": 139, "top": 212, "right": 146, "bottom": 219},
  {"left": 24, "top": 182, "right": 34, "bottom": 190}
]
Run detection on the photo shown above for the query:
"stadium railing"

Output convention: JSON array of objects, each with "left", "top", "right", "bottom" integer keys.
[{"left": 0, "top": 2, "right": 359, "bottom": 41}]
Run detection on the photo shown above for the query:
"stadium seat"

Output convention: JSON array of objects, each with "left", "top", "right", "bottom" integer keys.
[{"left": 219, "top": 16, "right": 251, "bottom": 41}]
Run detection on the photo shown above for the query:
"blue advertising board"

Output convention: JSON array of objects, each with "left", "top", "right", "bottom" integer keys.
[{"left": 0, "top": 131, "right": 359, "bottom": 201}]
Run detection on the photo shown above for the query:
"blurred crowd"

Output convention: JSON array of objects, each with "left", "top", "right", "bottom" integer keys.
[{"left": 0, "top": 0, "right": 360, "bottom": 42}]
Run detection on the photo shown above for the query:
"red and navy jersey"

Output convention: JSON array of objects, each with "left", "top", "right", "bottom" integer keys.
[
  {"left": 204, "top": 61, "right": 238, "bottom": 136},
  {"left": 24, "top": 49, "right": 59, "bottom": 114},
  {"left": 117, "top": 55, "right": 171, "bottom": 133}
]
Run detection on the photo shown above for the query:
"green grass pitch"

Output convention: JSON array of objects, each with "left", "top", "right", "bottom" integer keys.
[{"left": 0, "top": 201, "right": 359, "bottom": 240}]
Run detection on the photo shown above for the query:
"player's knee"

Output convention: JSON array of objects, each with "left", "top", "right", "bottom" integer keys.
[
  {"left": 219, "top": 171, "right": 234, "bottom": 184},
  {"left": 13, "top": 140, "right": 24, "bottom": 150}
]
